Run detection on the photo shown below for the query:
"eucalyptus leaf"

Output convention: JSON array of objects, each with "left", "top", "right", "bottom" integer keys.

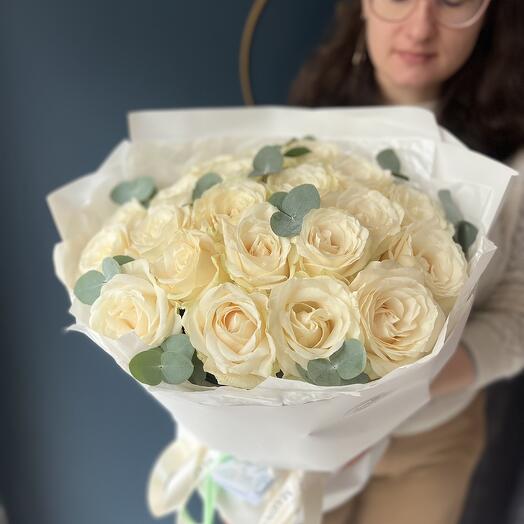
[
  {"left": 73, "top": 270, "right": 106, "bottom": 305},
  {"left": 438, "top": 189, "right": 463, "bottom": 225},
  {"left": 377, "top": 149, "right": 401, "bottom": 174},
  {"left": 296, "top": 365, "right": 312, "bottom": 383},
  {"left": 392, "top": 172, "right": 410, "bottom": 181},
  {"left": 298, "top": 364, "right": 369, "bottom": 386},
  {"left": 192, "top": 172, "right": 222, "bottom": 200},
  {"left": 142, "top": 188, "right": 158, "bottom": 208},
  {"left": 341, "top": 372, "right": 370, "bottom": 385},
  {"left": 329, "top": 339, "right": 367, "bottom": 380},
  {"left": 161, "top": 334, "right": 195, "bottom": 360},
  {"left": 161, "top": 352, "right": 194, "bottom": 385},
  {"left": 280, "top": 184, "right": 320, "bottom": 219},
  {"left": 129, "top": 348, "right": 163, "bottom": 386},
  {"left": 268, "top": 191, "right": 287, "bottom": 211},
  {"left": 189, "top": 352, "right": 208, "bottom": 386},
  {"left": 284, "top": 147, "right": 311, "bottom": 158},
  {"left": 270, "top": 211, "right": 303, "bottom": 237},
  {"left": 307, "top": 359, "right": 341, "bottom": 386},
  {"left": 454, "top": 220, "right": 478, "bottom": 255},
  {"left": 110, "top": 176, "right": 156, "bottom": 205},
  {"left": 113, "top": 255, "right": 135, "bottom": 265},
  {"left": 102, "top": 257, "right": 121, "bottom": 281},
  {"left": 253, "top": 145, "right": 284, "bottom": 175}
]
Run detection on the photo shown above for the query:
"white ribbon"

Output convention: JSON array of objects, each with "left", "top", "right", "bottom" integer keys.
[
  {"left": 148, "top": 432, "right": 329, "bottom": 524},
  {"left": 148, "top": 429, "right": 211, "bottom": 517}
]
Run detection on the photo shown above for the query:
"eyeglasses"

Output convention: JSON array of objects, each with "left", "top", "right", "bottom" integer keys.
[{"left": 367, "top": 0, "right": 491, "bottom": 29}]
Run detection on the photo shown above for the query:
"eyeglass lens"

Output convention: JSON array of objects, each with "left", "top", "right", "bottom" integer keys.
[{"left": 369, "top": 0, "right": 486, "bottom": 27}]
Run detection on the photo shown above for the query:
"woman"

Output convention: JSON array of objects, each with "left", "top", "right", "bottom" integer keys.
[{"left": 289, "top": 1, "right": 524, "bottom": 523}]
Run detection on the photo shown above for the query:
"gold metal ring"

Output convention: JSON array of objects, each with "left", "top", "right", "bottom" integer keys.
[{"left": 239, "top": 0, "right": 269, "bottom": 105}]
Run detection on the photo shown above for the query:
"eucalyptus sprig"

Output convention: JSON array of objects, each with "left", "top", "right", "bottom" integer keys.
[
  {"left": 110, "top": 176, "right": 157, "bottom": 206},
  {"left": 128, "top": 333, "right": 211, "bottom": 387},
  {"left": 102, "top": 257, "right": 121, "bottom": 281},
  {"left": 73, "top": 255, "right": 134, "bottom": 305},
  {"left": 250, "top": 141, "right": 313, "bottom": 179},
  {"left": 249, "top": 145, "right": 284, "bottom": 178},
  {"left": 73, "top": 271, "right": 106, "bottom": 306},
  {"left": 192, "top": 172, "right": 222, "bottom": 201},
  {"left": 113, "top": 255, "right": 135, "bottom": 265},
  {"left": 269, "top": 184, "right": 320, "bottom": 237},
  {"left": 438, "top": 189, "right": 478, "bottom": 256},
  {"left": 376, "top": 149, "right": 409, "bottom": 181},
  {"left": 160, "top": 334, "right": 196, "bottom": 385},
  {"left": 268, "top": 191, "right": 287, "bottom": 209},
  {"left": 284, "top": 146, "right": 311, "bottom": 158},
  {"left": 297, "top": 339, "right": 369, "bottom": 386}
]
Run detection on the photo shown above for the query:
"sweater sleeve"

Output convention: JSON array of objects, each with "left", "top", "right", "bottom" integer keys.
[{"left": 460, "top": 152, "right": 524, "bottom": 389}]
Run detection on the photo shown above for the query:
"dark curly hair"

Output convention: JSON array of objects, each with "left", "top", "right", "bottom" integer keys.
[{"left": 289, "top": 0, "right": 524, "bottom": 161}]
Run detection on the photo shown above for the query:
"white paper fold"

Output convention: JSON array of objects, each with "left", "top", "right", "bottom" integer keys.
[{"left": 128, "top": 106, "right": 443, "bottom": 143}]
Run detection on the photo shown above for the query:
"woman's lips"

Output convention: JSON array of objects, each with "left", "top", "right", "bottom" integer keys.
[{"left": 394, "top": 50, "right": 436, "bottom": 65}]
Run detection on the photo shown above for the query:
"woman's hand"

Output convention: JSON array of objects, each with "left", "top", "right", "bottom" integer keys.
[{"left": 430, "top": 344, "right": 476, "bottom": 398}]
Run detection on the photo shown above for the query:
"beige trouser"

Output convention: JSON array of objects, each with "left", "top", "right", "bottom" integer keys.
[{"left": 323, "top": 392, "right": 486, "bottom": 524}]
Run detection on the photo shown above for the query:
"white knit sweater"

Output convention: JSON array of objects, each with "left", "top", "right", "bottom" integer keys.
[{"left": 394, "top": 149, "right": 524, "bottom": 435}]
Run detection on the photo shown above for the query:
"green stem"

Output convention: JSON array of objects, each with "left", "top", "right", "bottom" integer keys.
[{"left": 179, "top": 453, "right": 231, "bottom": 524}]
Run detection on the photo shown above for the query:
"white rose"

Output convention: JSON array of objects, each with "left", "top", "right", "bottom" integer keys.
[
  {"left": 387, "top": 183, "right": 452, "bottom": 233},
  {"left": 333, "top": 155, "right": 395, "bottom": 194},
  {"left": 78, "top": 200, "right": 146, "bottom": 274},
  {"left": 182, "top": 283, "right": 276, "bottom": 389},
  {"left": 379, "top": 226, "right": 415, "bottom": 266},
  {"left": 221, "top": 202, "right": 297, "bottom": 291},
  {"left": 349, "top": 260, "right": 445, "bottom": 378},
  {"left": 89, "top": 259, "right": 181, "bottom": 347},
  {"left": 382, "top": 225, "right": 468, "bottom": 313},
  {"left": 266, "top": 163, "right": 339, "bottom": 198},
  {"left": 268, "top": 276, "right": 361, "bottom": 377},
  {"left": 149, "top": 176, "right": 197, "bottom": 208},
  {"left": 192, "top": 179, "right": 266, "bottom": 234},
  {"left": 107, "top": 199, "right": 147, "bottom": 227},
  {"left": 296, "top": 207, "right": 371, "bottom": 281},
  {"left": 147, "top": 228, "right": 223, "bottom": 305},
  {"left": 184, "top": 155, "right": 252, "bottom": 180},
  {"left": 150, "top": 156, "right": 252, "bottom": 209},
  {"left": 324, "top": 186, "right": 404, "bottom": 256},
  {"left": 130, "top": 203, "right": 191, "bottom": 255}
]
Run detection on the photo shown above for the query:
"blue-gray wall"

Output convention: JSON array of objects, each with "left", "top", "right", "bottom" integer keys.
[{"left": 1, "top": 1, "right": 338, "bottom": 522}]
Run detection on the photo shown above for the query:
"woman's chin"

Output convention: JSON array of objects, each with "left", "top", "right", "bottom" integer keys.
[{"left": 387, "top": 72, "right": 442, "bottom": 98}]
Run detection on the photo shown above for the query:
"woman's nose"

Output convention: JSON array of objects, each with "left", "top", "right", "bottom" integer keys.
[{"left": 405, "top": 0, "right": 438, "bottom": 42}]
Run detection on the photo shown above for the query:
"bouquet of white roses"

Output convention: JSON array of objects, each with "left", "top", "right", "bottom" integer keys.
[{"left": 48, "top": 107, "right": 515, "bottom": 524}]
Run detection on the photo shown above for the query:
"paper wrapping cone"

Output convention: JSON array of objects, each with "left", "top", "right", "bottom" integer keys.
[{"left": 47, "top": 107, "right": 517, "bottom": 522}]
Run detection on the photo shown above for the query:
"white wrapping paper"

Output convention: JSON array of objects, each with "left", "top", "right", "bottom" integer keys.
[{"left": 47, "top": 107, "right": 517, "bottom": 522}]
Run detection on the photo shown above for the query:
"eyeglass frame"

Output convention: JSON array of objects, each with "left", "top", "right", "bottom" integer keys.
[{"left": 365, "top": 0, "right": 492, "bottom": 29}]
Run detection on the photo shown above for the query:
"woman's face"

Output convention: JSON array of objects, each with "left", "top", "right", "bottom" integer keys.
[{"left": 362, "top": 0, "right": 487, "bottom": 103}]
